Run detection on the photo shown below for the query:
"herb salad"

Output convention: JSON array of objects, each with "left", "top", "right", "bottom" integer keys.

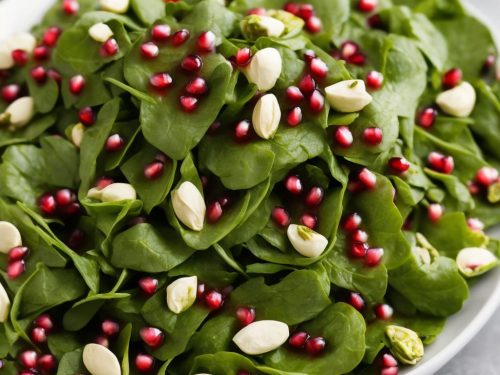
[{"left": 0, "top": 0, "right": 499, "bottom": 374}]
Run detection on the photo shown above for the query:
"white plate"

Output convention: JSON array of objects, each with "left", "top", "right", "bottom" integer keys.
[{"left": 1, "top": 1, "right": 499, "bottom": 374}]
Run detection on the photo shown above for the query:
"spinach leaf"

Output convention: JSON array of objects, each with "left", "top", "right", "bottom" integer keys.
[{"left": 56, "top": 349, "right": 86, "bottom": 375}]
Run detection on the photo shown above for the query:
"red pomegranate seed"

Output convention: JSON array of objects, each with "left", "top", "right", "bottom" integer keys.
[
  {"left": 63, "top": 0, "right": 79, "bottom": 15},
  {"left": 96, "top": 176, "right": 114, "bottom": 189},
  {"left": 185, "top": 77, "right": 208, "bottom": 95},
  {"left": 305, "top": 16, "right": 322, "bottom": 33},
  {"left": 33, "top": 45, "right": 50, "bottom": 61},
  {"left": 427, "top": 203, "right": 443, "bottom": 222},
  {"left": 47, "top": 68, "right": 62, "bottom": 84},
  {"left": 283, "top": 2, "right": 300, "bottom": 15},
  {"left": 427, "top": 152, "right": 454, "bottom": 174},
  {"left": 179, "top": 95, "right": 198, "bottom": 112},
  {"left": 289, "top": 331, "right": 309, "bottom": 348},
  {"left": 69, "top": 74, "right": 86, "bottom": 95},
  {"left": 38, "top": 354, "right": 57, "bottom": 373},
  {"left": 388, "top": 157, "right": 410, "bottom": 173},
  {"left": 287, "top": 106, "right": 302, "bottom": 127},
  {"left": 352, "top": 229, "right": 368, "bottom": 243},
  {"left": 135, "top": 353, "right": 155, "bottom": 373},
  {"left": 1, "top": 84, "right": 20, "bottom": 103},
  {"left": 34, "top": 314, "right": 54, "bottom": 332},
  {"left": 344, "top": 213, "right": 362, "bottom": 231},
  {"left": 43, "top": 26, "right": 62, "bottom": 47},
  {"left": 417, "top": 107, "right": 437, "bottom": 128},
  {"left": 68, "top": 228, "right": 85, "bottom": 249},
  {"left": 358, "top": 0, "right": 377, "bottom": 12},
  {"left": 303, "top": 49, "right": 316, "bottom": 63},
  {"left": 144, "top": 161, "right": 164, "bottom": 180},
  {"left": 309, "top": 58, "right": 328, "bottom": 78},
  {"left": 285, "top": 175, "right": 303, "bottom": 195},
  {"left": 309, "top": 90, "right": 325, "bottom": 112},
  {"left": 218, "top": 195, "right": 231, "bottom": 207},
  {"left": 382, "top": 353, "right": 398, "bottom": 368},
  {"left": 286, "top": 86, "right": 304, "bottom": 102},
  {"left": 305, "top": 186, "right": 324, "bottom": 207},
  {"left": 105, "top": 134, "right": 125, "bottom": 152},
  {"left": 150, "top": 72, "right": 173, "bottom": 90},
  {"left": 442, "top": 68, "right": 462, "bottom": 89},
  {"left": 467, "top": 181, "right": 480, "bottom": 195},
  {"left": 95, "top": 335, "right": 110, "bottom": 347},
  {"left": 365, "top": 247, "right": 384, "bottom": 266},
  {"left": 374, "top": 303, "right": 393, "bottom": 320},
  {"left": 247, "top": 7, "right": 266, "bottom": 15},
  {"left": 300, "top": 213, "right": 317, "bottom": 229},
  {"left": 366, "top": 70, "right": 383, "bottom": 89},
  {"left": 236, "top": 48, "right": 252, "bottom": 66},
  {"left": 79, "top": 107, "right": 95, "bottom": 126},
  {"left": 197, "top": 31, "right": 216, "bottom": 52},
  {"left": 363, "top": 127, "right": 383, "bottom": 145},
  {"left": 305, "top": 336, "right": 326, "bottom": 355},
  {"left": 381, "top": 367, "right": 399, "bottom": 375},
  {"left": 151, "top": 24, "right": 171, "bottom": 42},
  {"left": 39, "top": 193, "right": 57, "bottom": 215},
  {"left": 475, "top": 166, "right": 499, "bottom": 186},
  {"left": 350, "top": 242, "right": 368, "bottom": 258},
  {"left": 181, "top": 54, "right": 203, "bottom": 72},
  {"left": 101, "top": 320, "right": 120, "bottom": 336},
  {"left": 31, "top": 327, "right": 47, "bottom": 344},
  {"left": 207, "top": 201, "right": 223, "bottom": 223},
  {"left": 101, "top": 38, "right": 119, "bottom": 57},
  {"left": 140, "top": 327, "right": 165, "bottom": 348},
  {"left": 272, "top": 207, "right": 291, "bottom": 227},
  {"left": 348, "top": 292, "right": 365, "bottom": 311},
  {"left": 358, "top": 168, "right": 377, "bottom": 189},
  {"left": 234, "top": 119, "right": 251, "bottom": 141},
  {"left": 8, "top": 246, "right": 29, "bottom": 262},
  {"left": 139, "top": 277, "right": 159, "bottom": 296},
  {"left": 55, "top": 188, "right": 75, "bottom": 206},
  {"left": 60, "top": 202, "right": 81, "bottom": 217},
  {"left": 483, "top": 54, "right": 496, "bottom": 71},
  {"left": 298, "top": 74, "right": 316, "bottom": 95},
  {"left": 367, "top": 13, "right": 384, "bottom": 29},
  {"left": 334, "top": 126, "right": 353, "bottom": 147},
  {"left": 467, "top": 218, "right": 484, "bottom": 232},
  {"left": 298, "top": 4, "right": 315, "bottom": 19},
  {"left": 171, "top": 29, "right": 190, "bottom": 46},
  {"left": 340, "top": 41, "right": 359, "bottom": 60},
  {"left": 348, "top": 52, "right": 366, "bottom": 66},
  {"left": 236, "top": 307, "right": 256, "bottom": 326},
  {"left": 11, "top": 49, "right": 29, "bottom": 66},
  {"left": 31, "top": 66, "right": 47, "bottom": 84},
  {"left": 19, "top": 350, "right": 38, "bottom": 369},
  {"left": 197, "top": 283, "right": 206, "bottom": 299},
  {"left": 205, "top": 290, "right": 224, "bottom": 309},
  {"left": 140, "top": 42, "right": 160, "bottom": 59}
]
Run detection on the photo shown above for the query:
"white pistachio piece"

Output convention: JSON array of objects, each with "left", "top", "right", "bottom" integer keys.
[
  {"left": 71, "top": 123, "right": 85, "bottom": 148},
  {"left": 6, "top": 32, "right": 37, "bottom": 54},
  {"left": 99, "top": 0, "right": 130, "bottom": 13},
  {"left": 2, "top": 97, "right": 35, "bottom": 128},
  {"left": 325, "top": 79, "right": 373, "bottom": 113},
  {"left": 243, "top": 47, "right": 282, "bottom": 91},
  {"left": 456, "top": 247, "right": 498, "bottom": 277},
  {"left": 287, "top": 224, "right": 328, "bottom": 258},
  {"left": 0, "top": 282, "right": 11, "bottom": 323},
  {"left": 385, "top": 325, "right": 424, "bottom": 365},
  {"left": 100, "top": 183, "right": 137, "bottom": 202},
  {"left": 232, "top": 320, "right": 289, "bottom": 355},
  {"left": 171, "top": 181, "right": 206, "bottom": 231},
  {"left": 83, "top": 343, "right": 121, "bottom": 375},
  {"left": 0, "top": 221, "right": 23, "bottom": 254},
  {"left": 166, "top": 276, "right": 198, "bottom": 314},
  {"left": 0, "top": 45, "right": 15, "bottom": 70},
  {"left": 88, "top": 23, "right": 114, "bottom": 43},
  {"left": 240, "top": 15, "right": 286, "bottom": 39},
  {"left": 436, "top": 81, "right": 476, "bottom": 117},
  {"left": 252, "top": 93, "right": 281, "bottom": 140}
]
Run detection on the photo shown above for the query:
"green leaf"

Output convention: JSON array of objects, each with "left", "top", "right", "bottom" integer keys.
[{"left": 56, "top": 349, "right": 86, "bottom": 375}]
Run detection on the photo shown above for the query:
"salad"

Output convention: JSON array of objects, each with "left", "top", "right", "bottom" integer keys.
[{"left": 0, "top": 0, "right": 500, "bottom": 374}]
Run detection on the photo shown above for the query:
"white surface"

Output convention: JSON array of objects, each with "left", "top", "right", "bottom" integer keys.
[{"left": 0, "top": 1, "right": 499, "bottom": 374}]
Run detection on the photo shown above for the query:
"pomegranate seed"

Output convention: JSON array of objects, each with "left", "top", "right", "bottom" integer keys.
[
  {"left": 140, "top": 42, "right": 160, "bottom": 59},
  {"left": 11, "top": 49, "right": 29, "bottom": 66},
  {"left": 442, "top": 68, "right": 462, "bottom": 89},
  {"left": 467, "top": 181, "right": 480, "bottom": 195},
  {"left": 298, "top": 4, "right": 315, "bottom": 19},
  {"left": 33, "top": 45, "right": 50, "bottom": 61},
  {"left": 78, "top": 107, "right": 95, "bottom": 126},
  {"left": 388, "top": 157, "right": 410, "bottom": 173},
  {"left": 43, "top": 26, "right": 62, "bottom": 47},
  {"left": 101, "top": 38, "right": 119, "bottom": 57},
  {"left": 204, "top": 290, "right": 224, "bottom": 309},
  {"left": 47, "top": 68, "right": 62, "bottom": 84},
  {"left": 343, "top": 213, "right": 362, "bottom": 231},
  {"left": 303, "top": 49, "right": 316, "bottom": 63},
  {"left": 8, "top": 246, "right": 29, "bottom": 262},
  {"left": 38, "top": 354, "right": 57, "bottom": 373},
  {"left": 31, "top": 327, "right": 47, "bottom": 343},
  {"left": 363, "top": 127, "right": 383, "bottom": 145},
  {"left": 181, "top": 54, "right": 203, "bottom": 72},
  {"left": 358, "top": 0, "right": 377, "bottom": 12},
  {"left": 68, "top": 228, "right": 85, "bottom": 249},
  {"left": 348, "top": 52, "right": 366, "bottom": 66},
  {"left": 154, "top": 152, "right": 170, "bottom": 164},
  {"left": 283, "top": 2, "right": 300, "bottom": 15},
  {"left": 272, "top": 207, "right": 290, "bottom": 227},
  {"left": 334, "top": 126, "right": 353, "bottom": 147},
  {"left": 309, "top": 58, "right": 328, "bottom": 78},
  {"left": 234, "top": 119, "right": 252, "bottom": 141},
  {"left": 207, "top": 201, "right": 223, "bottom": 223},
  {"left": 55, "top": 188, "right": 75, "bottom": 206},
  {"left": 351, "top": 229, "right": 368, "bottom": 243},
  {"left": 305, "top": 336, "right": 326, "bottom": 355},
  {"left": 31, "top": 66, "right": 47, "bottom": 84},
  {"left": 348, "top": 292, "right": 365, "bottom": 311},
  {"left": 374, "top": 303, "right": 393, "bottom": 320},
  {"left": 101, "top": 320, "right": 120, "bottom": 336},
  {"left": 305, "top": 16, "right": 322, "bottom": 33},
  {"left": 382, "top": 353, "right": 398, "bottom": 367},
  {"left": 39, "top": 193, "right": 57, "bottom": 215},
  {"left": 63, "top": 0, "right": 79, "bottom": 15},
  {"left": 140, "top": 327, "right": 165, "bottom": 348},
  {"left": 95, "top": 335, "right": 110, "bottom": 347},
  {"left": 287, "top": 106, "right": 302, "bottom": 127},
  {"left": 236, "top": 48, "right": 252, "bottom": 66},
  {"left": 427, "top": 152, "right": 454, "bottom": 174},
  {"left": 151, "top": 24, "right": 171, "bottom": 42},
  {"left": 483, "top": 54, "right": 496, "bottom": 72},
  {"left": 69, "top": 74, "right": 86, "bottom": 95},
  {"left": 197, "top": 31, "right": 216, "bottom": 52},
  {"left": 305, "top": 186, "right": 324, "bottom": 206},
  {"left": 34, "top": 314, "right": 54, "bottom": 332},
  {"left": 135, "top": 353, "right": 155, "bottom": 373},
  {"left": 185, "top": 77, "right": 208, "bottom": 95},
  {"left": 218, "top": 195, "right": 231, "bottom": 207},
  {"left": 366, "top": 70, "right": 383, "bottom": 89},
  {"left": 367, "top": 13, "right": 384, "bottom": 29},
  {"left": 358, "top": 168, "right": 377, "bottom": 189},
  {"left": 150, "top": 72, "right": 173, "bottom": 90},
  {"left": 171, "top": 29, "right": 190, "bottom": 46},
  {"left": 350, "top": 242, "right": 368, "bottom": 258},
  {"left": 298, "top": 74, "right": 316, "bottom": 95},
  {"left": 309, "top": 90, "right": 325, "bottom": 112},
  {"left": 60, "top": 202, "right": 81, "bottom": 217},
  {"left": 144, "top": 161, "right": 164, "bottom": 180},
  {"left": 381, "top": 367, "right": 399, "bottom": 375},
  {"left": 2, "top": 84, "right": 21, "bottom": 102},
  {"left": 105, "top": 134, "right": 125, "bottom": 152},
  {"left": 247, "top": 7, "right": 267, "bottom": 15},
  {"left": 467, "top": 218, "right": 484, "bottom": 232},
  {"left": 285, "top": 175, "right": 303, "bottom": 195},
  {"left": 197, "top": 283, "right": 206, "bottom": 299},
  {"left": 286, "top": 86, "right": 304, "bottom": 102},
  {"left": 236, "top": 307, "right": 256, "bottom": 326},
  {"left": 300, "top": 213, "right": 317, "bottom": 229},
  {"left": 427, "top": 203, "right": 443, "bottom": 222},
  {"left": 289, "top": 331, "right": 309, "bottom": 348},
  {"left": 365, "top": 247, "right": 384, "bottom": 266},
  {"left": 95, "top": 176, "right": 114, "bottom": 189},
  {"left": 475, "top": 166, "right": 499, "bottom": 186},
  {"left": 19, "top": 350, "right": 38, "bottom": 369},
  {"left": 179, "top": 95, "right": 198, "bottom": 112},
  {"left": 417, "top": 107, "right": 437, "bottom": 128},
  {"left": 340, "top": 41, "right": 359, "bottom": 60},
  {"left": 139, "top": 277, "right": 159, "bottom": 296}
]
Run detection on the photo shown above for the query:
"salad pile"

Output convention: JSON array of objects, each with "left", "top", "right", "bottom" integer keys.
[{"left": 1, "top": 0, "right": 500, "bottom": 374}]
